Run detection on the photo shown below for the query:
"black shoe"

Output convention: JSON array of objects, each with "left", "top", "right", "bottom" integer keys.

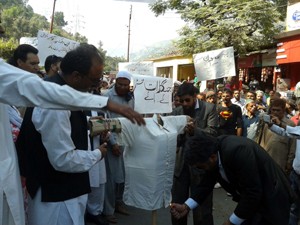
[
  {"left": 85, "top": 212, "right": 109, "bottom": 225},
  {"left": 115, "top": 203, "right": 130, "bottom": 216}
]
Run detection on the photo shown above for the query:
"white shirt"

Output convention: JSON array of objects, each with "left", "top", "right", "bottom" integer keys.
[
  {"left": 231, "top": 98, "right": 246, "bottom": 109},
  {"left": 270, "top": 124, "right": 300, "bottom": 175},
  {"left": 32, "top": 108, "right": 102, "bottom": 172},
  {"left": 0, "top": 60, "right": 108, "bottom": 225},
  {"left": 118, "top": 115, "right": 188, "bottom": 210},
  {"left": 87, "top": 111, "right": 106, "bottom": 187}
]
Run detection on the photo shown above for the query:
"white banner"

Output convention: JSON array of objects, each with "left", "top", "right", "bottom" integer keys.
[
  {"left": 119, "top": 62, "right": 154, "bottom": 76},
  {"left": 20, "top": 37, "right": 38, "bottom": 49},
  {"left": 193, "top": 46, "right": 236, "bottom": 81},
  {"left": 133, "top": 75, "right": 172, "bottom": 114},
  {"left": 37, "top": 30, "right": 80, "bottom": 66}
]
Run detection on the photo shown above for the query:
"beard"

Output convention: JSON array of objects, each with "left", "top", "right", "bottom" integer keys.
[{"left": 183, "top": 106, "right": 195, "bottom": 117}]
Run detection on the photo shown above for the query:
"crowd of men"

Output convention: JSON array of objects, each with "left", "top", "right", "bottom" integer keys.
[{"left": 1, "top": 43, "right": 300, "bottom": 225}]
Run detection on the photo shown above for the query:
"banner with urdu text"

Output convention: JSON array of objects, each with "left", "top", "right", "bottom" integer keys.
[
  {"left": 193, "top": 46, "right": 236, "bottom": 81},
  {"left": 119, "top": 62, "right": 154, "bottom": 76},
  {"left": 37, "top": 30, "right": 80, "bottom": 66},
  {"left": 133, "top": 74, "right": 172, "bottom": 114}
]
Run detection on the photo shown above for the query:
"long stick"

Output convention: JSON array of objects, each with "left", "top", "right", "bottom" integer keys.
[{"left": 152, "top": 210, "right": 157, "bottom": 225}]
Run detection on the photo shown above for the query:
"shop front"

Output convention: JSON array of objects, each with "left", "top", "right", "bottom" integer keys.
[
  {"left": 275, "top": 29, "right": 300, "bottom": 90},
  {"left": 237, "top": 50, "right": 277, "bottom": 91}
]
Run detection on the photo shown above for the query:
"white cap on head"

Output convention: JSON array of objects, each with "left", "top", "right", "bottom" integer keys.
[
  {"left": 116, "top": 70, "right": 132, "bottom": 81},
  {"left": 102, "top": 77, "right": 109, "bottom": 84}
]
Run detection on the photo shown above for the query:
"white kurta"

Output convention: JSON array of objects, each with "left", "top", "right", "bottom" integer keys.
[
  {"left": 118, "top": 115, "right": 187, "bottom": 210},
  {"left": 0, "top": 60, "right": 108, "bottom": 225},
  {"left": 88, "top": 111, "right": 106, "bottom": 187}
]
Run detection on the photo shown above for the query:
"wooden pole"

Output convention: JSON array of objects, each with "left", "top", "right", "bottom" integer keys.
[
  {"left": 50, "top": 0, "right": 57, "bottom": 33},
  {"left": 127, "top": 5, "right": 132, "bottom": 62},
  {"left": 152, "top": 210, "right": 157, "bottom": 225}
]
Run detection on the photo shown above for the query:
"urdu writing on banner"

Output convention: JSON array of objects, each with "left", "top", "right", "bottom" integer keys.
[
  {"left": 133, "top": 74, "right": 173, "bottom": 114},
  {"left": 119, "top": 62, "right": 154, "bottom": 76},
  {"left": 193, "top": 46, "right": 236, "bottom": 81},
  {"left": 20, "top": 37, "right": 38, "bottom": 49},
  {"left": 37, "top": 30, "right": 80, "bottom": 66}
]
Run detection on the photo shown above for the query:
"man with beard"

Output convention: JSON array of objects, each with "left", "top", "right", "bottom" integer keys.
[
  {"left": 170, "top": 131, "right": 293, "bottom": 225},
  {"left": 171, "top": 82, "right": 218, "bottom": 225},
  {"left": 102, "top": 71, "right": 134, "bottom": 223}
]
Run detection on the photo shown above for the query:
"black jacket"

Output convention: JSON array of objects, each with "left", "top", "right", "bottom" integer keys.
[
  {"left": 191, "top": 133, "right": 294, "bottom": 225},
  {"left": 16, "top": 74, "right": 90, "bottom": 202}
]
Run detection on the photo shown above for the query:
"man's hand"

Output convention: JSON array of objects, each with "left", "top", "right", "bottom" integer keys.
[
  {"left": 112, "top": 144, "right": 122, "bottom": 157},
  {"left": 106, "top": 100, "right": 145, "bottom": 125},
  {"left": 170, "top": 203, "right": 190, "bottom": 219},
  {"left": 270, "top": 115, "right": 281, "bottom": 126},
  {"left": 100, "top": 131, "right": 110, "bottom": 143},
  {"left": 184, "top": 117, "right": 195, "bottom": 136},
  {"left": 98, "top": 142, "right": 107, "bottom": 160}
]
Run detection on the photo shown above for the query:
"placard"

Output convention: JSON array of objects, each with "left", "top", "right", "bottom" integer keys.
[
  {"left": 193, "top": 46, "right": 236, "bottom": 81},
  {"left": 133, "top": 75, "right": 172, "bottom": 113}
]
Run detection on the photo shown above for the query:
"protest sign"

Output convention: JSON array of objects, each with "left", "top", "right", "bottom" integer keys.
[
  {"left": 20, "top": 37, "right": 38, "bottom": 49},
  {"left": 133, "top": 74, "right": 172, "bottom": 113},
  {"left": 193, "top": 46, "right": 236, "bottom": 81},
  {"left": 119, "top": 62, "right": 154, "bottom": 76},
  {"left": 37, "top": 30, "right": 80, "bottom": 66}
]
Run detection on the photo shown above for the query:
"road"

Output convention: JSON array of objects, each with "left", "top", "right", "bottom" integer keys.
[{"left": 91, "top": 187, "right": 236, "bottom": 225}]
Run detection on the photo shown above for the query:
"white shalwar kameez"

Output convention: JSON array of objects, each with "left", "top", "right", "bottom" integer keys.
[
  {"left": 0, "top": 60, "right": 108, "bottom": 225},
  {"left": 86, "top": 111, "right": 106, "bottom": 216},
  {"left": 118, "top": 115, "right": 188, "bottom": 210},
  {"left": 28, "top": 108, "right": 103, "bottom": 225}
]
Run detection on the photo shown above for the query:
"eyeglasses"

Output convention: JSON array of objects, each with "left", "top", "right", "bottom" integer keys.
[{"left": 85, "top": 74, "right": 103, "bottom": 84}]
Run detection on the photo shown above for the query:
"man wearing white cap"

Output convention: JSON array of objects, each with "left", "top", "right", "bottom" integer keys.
[{"left": 103, "top": 70, "right": 134, "bottom": 223}]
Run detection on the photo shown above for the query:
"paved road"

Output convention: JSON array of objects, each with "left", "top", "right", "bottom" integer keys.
[{"left": 94, "top": 188, "right": 236, "bottom": 225}]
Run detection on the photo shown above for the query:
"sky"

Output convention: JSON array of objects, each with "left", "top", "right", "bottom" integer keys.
[{"left": 27, "top": 0, "right": 185, "bottom": 57}]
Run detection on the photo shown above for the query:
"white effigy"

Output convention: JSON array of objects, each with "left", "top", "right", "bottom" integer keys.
[{"left": 118, "top": 114, "right": 188, "bottom": 210}]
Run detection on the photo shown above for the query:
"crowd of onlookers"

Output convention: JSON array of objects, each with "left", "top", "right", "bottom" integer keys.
[
  {"left": 170, "top": 77, "right": 300, "bottom": 225},
  {"left": 5, "top": 42, "right": 300, "bottom": 225}
]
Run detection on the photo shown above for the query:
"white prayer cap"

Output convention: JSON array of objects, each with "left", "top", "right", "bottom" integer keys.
[
  {"left": 102, "top": 77, "right": 109, "bottom": 84},
  {"left": 116, "top": 71, "right": 132, "bottom": 81},
  {"left": 174, "top": 80, "right": 182, "bottom": 86}
]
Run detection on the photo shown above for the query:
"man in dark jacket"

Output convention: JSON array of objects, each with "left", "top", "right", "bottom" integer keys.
[
  {"left": 170, "top": 130, "right": 294, "bottom": 225},
  {"left": 171, "top": 83, "right": 218, "bottom": 225}
]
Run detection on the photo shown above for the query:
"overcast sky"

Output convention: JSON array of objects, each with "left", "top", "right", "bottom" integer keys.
[{"left": 27, "top": 0, "right": 184, "bottom": 57}]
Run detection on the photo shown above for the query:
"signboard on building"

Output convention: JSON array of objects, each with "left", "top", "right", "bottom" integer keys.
[
  {"left": 287, "top": 1, "right": 300, "bottom": 31},
  {"left": 193, "top": 46, "right": 236, "bottom": 81}
]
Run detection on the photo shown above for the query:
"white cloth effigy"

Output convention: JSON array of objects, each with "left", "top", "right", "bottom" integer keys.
[{"left": 118, "top": 115, "right": 188, "bottom": 210}]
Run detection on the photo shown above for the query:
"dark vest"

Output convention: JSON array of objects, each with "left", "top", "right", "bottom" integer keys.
[{"left": 16, "top": 74, "right": 90, "bottom": 202}]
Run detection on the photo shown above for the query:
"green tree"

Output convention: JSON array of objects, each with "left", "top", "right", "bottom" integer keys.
[
  {"left": 97, "top": 41, "right": 107, "bottom": 60},
  {"left": 150, "top": 0, "right": 285, "bottom": 55},
  {"left": 73, "top": 32, "right": 88, "bottom": 43},
  {"left": 0, "top": 0, "right": 24, "bottom": 8},
  {"left": 104, "top": 55, "right": 127, "bottom": 72},
  {"left": 0, "top": 37, "right": 18, "bottom": 60},
  {"left": 2, "top": 4, "right": 48, "bottom": 40},
  {"left": 53, "top": 11, "right": 68, "bottom": 28}
]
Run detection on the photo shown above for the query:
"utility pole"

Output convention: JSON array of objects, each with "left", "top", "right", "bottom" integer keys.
[
  {"left": 50, "top": 0, "right": 57, "bottom": 33},
  {"left": 127, "top": 5, "right": 132, "bottom": 62}
]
